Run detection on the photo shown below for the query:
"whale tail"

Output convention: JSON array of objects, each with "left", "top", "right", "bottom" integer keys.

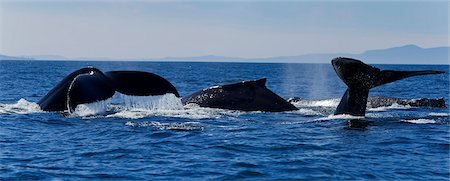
[
  {"left": 38, "top": 67, "right": 102, "bottom": 112},
  {"left": 332, "top": 57, "right": 444, "bottom": 116},
  {"left": 38, "top": 67, "right": 179, "bottom": 112},
  {"left": 66, "top": 71, "right": 116, "bottom": 113},
  {"left": 105, "top": 71, "right": 180, "bottom": 97}
]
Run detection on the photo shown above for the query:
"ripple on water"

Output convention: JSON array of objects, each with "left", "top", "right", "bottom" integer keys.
[{"left": 125, "top": 121, "right": 204, "bottom": 131}]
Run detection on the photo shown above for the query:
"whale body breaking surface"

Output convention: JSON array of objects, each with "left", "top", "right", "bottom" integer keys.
[{"left": 37, "top": 58, "right": 445, "bottom": 118}]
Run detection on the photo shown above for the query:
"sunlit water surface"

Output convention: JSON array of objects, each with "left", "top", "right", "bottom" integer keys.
[{"left": 1, "top": 60, "right": 449, "bottom": 180}]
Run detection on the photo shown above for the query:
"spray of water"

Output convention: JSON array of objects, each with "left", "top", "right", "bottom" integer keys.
[
  {"left": 0, "top": 98, "right": 42, "bottom": 114},
  {"left": 120, "top": 93, "right": 183, "bottom": 110},
  {"left": 71, "top": 93, "right": 183, "bottom": 117},
  {"left": 307, "top": 64, "right": 333, "bottom": 99}
]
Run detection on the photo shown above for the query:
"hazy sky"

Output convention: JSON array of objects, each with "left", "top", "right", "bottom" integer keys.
[{"left": 0, "top": 0, "right": 448, "bottom": 59}]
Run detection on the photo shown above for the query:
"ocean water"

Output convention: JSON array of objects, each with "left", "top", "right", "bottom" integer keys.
[{"left": 0, "top": 60, "right": 449, "bottom": 180}]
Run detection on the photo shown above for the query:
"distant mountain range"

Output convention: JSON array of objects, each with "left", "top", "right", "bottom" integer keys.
[
  {"left": 1, "top": 44, "right": 448, "bottom": 64},
  {"left": 0, "top": 54, "right": 30, "bottom": 60},
  {"left": 252, "top": 44, "right": 449, "bottom": 64}
]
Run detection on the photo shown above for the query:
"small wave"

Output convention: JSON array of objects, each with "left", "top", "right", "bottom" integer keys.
[
  {"left": 125, "top": 121, "right": 204, "bottom": 131},
  {"left": 428, "top": 112, "right": 450, "bottom": 117},
  {"left": 368, "top": 103, "right": 411, "bottom": 112},
  {"left": 314, "top": 114, "right": 365, "bottom": 121},
  {"left": 402, "top": 119, "right": 437, "bottom": 124},
  {"left": 0, "top": 98, "right": 42, "bottom": 114}
]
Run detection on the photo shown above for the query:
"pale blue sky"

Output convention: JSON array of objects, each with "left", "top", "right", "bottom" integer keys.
[{"left": 0, "top": 0, "right": 448, "bottom": 59}]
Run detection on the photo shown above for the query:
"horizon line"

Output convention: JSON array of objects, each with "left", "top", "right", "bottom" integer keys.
[
  {"left": 1, "top": 43, "right": 449, "bottom": 61},
  {"left": 3, "top": 58, "right": 449, "bottom": 66}
]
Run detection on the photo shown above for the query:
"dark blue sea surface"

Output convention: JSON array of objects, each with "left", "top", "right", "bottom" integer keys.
[{"left": 1, "top": 60, "right": 449, "bottom": 180}]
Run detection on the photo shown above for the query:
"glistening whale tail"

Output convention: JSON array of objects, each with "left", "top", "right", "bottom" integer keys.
[
  {"left": 332, "top": 57, "right": 444, "bottom": 116},
  {"left": 38, "top": 67, "right": 179, "bottom": 113}
]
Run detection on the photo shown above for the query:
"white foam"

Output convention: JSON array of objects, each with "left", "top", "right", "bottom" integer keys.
[
  {"left": 368, "top": 103, "right": 411, "bottom": 112},
  {"left": 402, "top": 119, "right": 437, "bottom": 124},
  {"left": 291, "top": 98, "right": 340, "bottom": 108},
  {"left": 66, "top": 92, "right": 247, "bottom": 119},
  {"left": 290, "top": 108, "right": 323, "bottom": 116},
  {"left": 108, "top": 105, "right": 243, "bottom": 120},
  {"left": 0, "top": 98, "right": 42, "bottom": 114},
  {"left": 125, "top": 121, "right": 204, "bottom": 131},
  {"left": 70, "top": 93, "right": 183, "bottom": 118},
  {"left": 315, "top": 114, "right": 365, "bottom": 121},
  {"left": 365, "top": 113, "right": 398, "bottom": 118},
  {"left": 71, "top": 99, "right": 110, "bottom": 117},
  {"left": 428, "top": 112, "right": 450, "bottom": 117}
]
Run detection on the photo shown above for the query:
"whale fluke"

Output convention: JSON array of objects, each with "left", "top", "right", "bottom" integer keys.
[
  {"left": 332, "top": 57, "right": 444, "bottom": 116},
  {"left": 182, "top": 78, "right": 298, "bottom": 112},
  {"left": 38, "top": 67, "right": 102, "bottom": 112},
  {"left": 374, "top": 70, "right": 444, "bottom": 87},
  {"left": 38, "top": 67, "right": 179, "bottom": 112},
  {"left": 67, "top": 72, "right": 116, "bottom": 113},
  {"left": 105, "top": 71, "right": 180, "bottom": 97}
]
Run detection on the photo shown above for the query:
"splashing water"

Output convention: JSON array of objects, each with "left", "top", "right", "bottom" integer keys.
[
  {"left": 120, "top": 93, "right": 183, "bottom": 110},
  {"left": 70, "top": 93, "right": 246, "bottom": 119},
  {"left": 291, "top": 98, "right": 340, "bottom": 108},
  {"left": 71, "top": 99, "right": 111, "bottom": 117},
  {"left": 70, "top": 93, "right": 183, "bottom": 117},
  {"left": 315, "top": 114, "right": 365, "bottom": 121},
  {"left": 0, "top": 98, "right": 42, "bottom": 114}
]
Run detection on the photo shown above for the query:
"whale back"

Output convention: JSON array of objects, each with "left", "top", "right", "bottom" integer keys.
[{"left": 182, "top": 78, "right": 298, "bottom": 112}]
